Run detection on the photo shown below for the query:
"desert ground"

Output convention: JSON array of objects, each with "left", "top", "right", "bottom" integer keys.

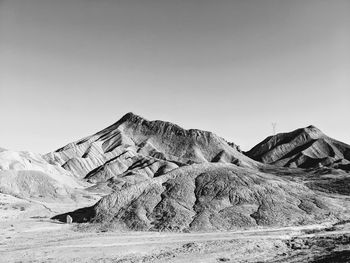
[{"left": 1, "top": 192, "right": 349, "bottom": 263}]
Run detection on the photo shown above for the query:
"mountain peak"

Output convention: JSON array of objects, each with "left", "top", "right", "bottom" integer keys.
[
  {"left": 306, "top": 125, "right": 317, "bottom": 129},
  {"left": 302, "top": 125, "right": 324, "bottom": 138},
  {"left": 305, "top": 125, "right": 321, "bottom": 131},
  {"left": 119, "top": 112, "right": 204, "bottom": 138},
  {"left": 119, "top": 112, "right": 144, "bottom": 123},
  {"left": 49, "top": 112, "right": 252, "bottom": 173}
]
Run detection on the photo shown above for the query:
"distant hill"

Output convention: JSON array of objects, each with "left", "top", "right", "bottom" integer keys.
[
  {"left": 245, "top": 125, "right": 350, "bottom": 170},
  {"left": 0, "top": 149, "right": 87, "bottom": 201}
]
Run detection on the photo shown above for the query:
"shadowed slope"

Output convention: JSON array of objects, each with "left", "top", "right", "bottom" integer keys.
[
  {"left": 245, "top": 126, "right": 350, "bottom": 170},
  {"left": 85, "top": 151, "right": 179, "bottom": 184}
]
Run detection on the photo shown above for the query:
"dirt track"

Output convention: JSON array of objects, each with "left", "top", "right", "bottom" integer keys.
[{"left": 1, "top": 217, "right": 348, "bottom": 263}]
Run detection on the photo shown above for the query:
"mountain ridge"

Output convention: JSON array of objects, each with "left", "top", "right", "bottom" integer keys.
[
  {"left": 55, "top": 112, "right": 241, "bottom": 153},
  {"left": 44, "top": 112, "right": 255, "bottom": 182}
]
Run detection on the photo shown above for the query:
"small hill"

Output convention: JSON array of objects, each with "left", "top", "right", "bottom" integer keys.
[
  {"left": 0, "top": 150, "right": 70, "bottom": 176},
  {"left": 45, "top": 113, "right": 256, "bottom": 180},
  {"left": 245, "top": 126, "right": 350, "bottom": 170},
  {"left": 54, "top": 163, "right": 339, "bottom": 231},
  {"left": 0, "top": 149, "right": 87, "bottom": 201},
  {"left": 0, "top": 170, "right": 79, "bottom": 200}
]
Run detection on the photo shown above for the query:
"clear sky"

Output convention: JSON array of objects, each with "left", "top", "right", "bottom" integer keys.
[{"left": 1, "top": 0, "right": 349, "bottom": 153}]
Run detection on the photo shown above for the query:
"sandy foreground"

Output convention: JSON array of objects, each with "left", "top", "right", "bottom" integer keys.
[{"left": 1, "top": 193, "right": 350, "bottom": 263}]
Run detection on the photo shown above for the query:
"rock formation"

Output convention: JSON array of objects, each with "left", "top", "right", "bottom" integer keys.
[{"left": 66, "top": 215, "right": 73, "bottom": 224}]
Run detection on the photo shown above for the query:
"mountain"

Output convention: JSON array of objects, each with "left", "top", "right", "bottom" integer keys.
[
  {"left": 53, "top": 163, "right": 340, "bottom": 231},
  {"left": 49, "top": 115, "right": 350, "bottom": 231},
  {"left": 45, "top": 112, "right": 256, "bottom": 182},
  {"left": 245, "top": 125, "right": 350, "bottom": 170},
  {"left": 2, "top": 113, "right": 350, "bottom": 233}
]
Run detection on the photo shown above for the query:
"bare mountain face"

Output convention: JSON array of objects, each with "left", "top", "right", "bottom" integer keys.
[
  {"left": 245, "top": 125, "right": 350, "bottom": 170},
  {"left": 45, "top": 112, "right": 256, "bottom": 182}
]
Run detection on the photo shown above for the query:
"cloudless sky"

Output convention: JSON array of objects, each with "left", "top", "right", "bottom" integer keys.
[{"left": 0, "top": 0, "right": 349, "bottom": 153}]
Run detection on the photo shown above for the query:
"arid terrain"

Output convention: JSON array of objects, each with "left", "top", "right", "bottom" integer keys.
[
  {"left": 1, "top": 203, "right": 350, "bottom": 263},
  {"left": 1, "top": 113, "right": 350, "bottom": 262}
]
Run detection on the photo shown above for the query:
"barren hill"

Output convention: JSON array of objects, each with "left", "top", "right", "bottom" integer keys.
[
  {"left": 245, "top": 125, "right": 350, "bottom": 170},
  {"left": 45, "top": 112, "right": 256, "bottom": 181},
  {"left": 54, "top": 163, "right": 341, "bottom": 231},
  {"left": 0, "top": 149, "right": 88, "bottom": 201}
]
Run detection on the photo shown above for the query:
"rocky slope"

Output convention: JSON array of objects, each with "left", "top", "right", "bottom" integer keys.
[
  {"left": 54, "top": 163, "right": 342, "bottom": 231},
  {"left": 245, "top": 125, "right": 350, "bottom": 170},
  {"left": 45, "top": 112, "right": 256, "bottom": 182}
]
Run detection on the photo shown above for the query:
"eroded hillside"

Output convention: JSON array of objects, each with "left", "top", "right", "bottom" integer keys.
[{"left": 246, "top": 125, "right": 350, "bottom": 170}]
